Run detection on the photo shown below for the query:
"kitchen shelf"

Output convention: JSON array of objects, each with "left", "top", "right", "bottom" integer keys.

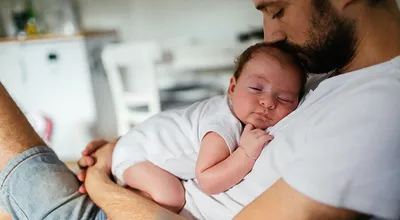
[{"left": 0, "top": 30, "right": 117, "bottom": 43}]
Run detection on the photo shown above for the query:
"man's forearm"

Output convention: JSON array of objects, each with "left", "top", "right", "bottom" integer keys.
[
  {"left": 0, "top": 83, "right": 46, "bottom": 171},
  {"left": 85, "top": 167, "right": 185, "bottom": 220},
  {"left": 234, "top": 179, "right": 362, "bottom": 220}
]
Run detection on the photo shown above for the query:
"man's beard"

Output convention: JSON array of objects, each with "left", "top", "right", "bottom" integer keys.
[{"left": 276, "top": 0, "right": 357, "bottom": 74}]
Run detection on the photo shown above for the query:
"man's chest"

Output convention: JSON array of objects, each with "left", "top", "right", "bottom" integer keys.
[
  {"left": 246, "top": 127, "right": 305, "bottom": 188},
  {"left": 223, "top": 110, "right": 311, "bottom": 206}
]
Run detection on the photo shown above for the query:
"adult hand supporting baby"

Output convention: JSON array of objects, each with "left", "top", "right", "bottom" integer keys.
[
  {"left": 80, "top": 141, "right": 184, "bottom": 220},
  {"left": 77, "top": 138, "right": 117, "bottom": 193},
  {"left": 239, "top": 124, "right": 274, "bottom": 160}
]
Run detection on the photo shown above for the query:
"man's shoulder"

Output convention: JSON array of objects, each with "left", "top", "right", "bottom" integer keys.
[
  {"left": 315, "top": 63, "right": 400, "bottom": 113},
  {"left": 298, "top": 64, "right": 400, "bottom": 138},
  {"left": 279, "top": 57, "right": 400, "bottom": 220},
  {"left": 310, "top": 55, "right": 400, "bottom": 93},
  {"left": 341, "top": 72, "right": 400, "bottom": 112}
]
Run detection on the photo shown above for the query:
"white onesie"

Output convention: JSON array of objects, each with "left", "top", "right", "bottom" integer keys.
[{"left": 112, "top": 95, "right": 243, "bottom": 185}]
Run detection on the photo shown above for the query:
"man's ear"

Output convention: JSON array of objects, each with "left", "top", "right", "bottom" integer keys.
[
  {"left": 342, "top": 0, "right": 354, "bottom": 8},
  {"left": 228, "top": 76, "right": 237, "bottom": 99},
  {"left": 331, "top": 0, "right": 354, "bottom": 12},
  {"left": 340, "top": 0, "right": 354, "bottom": 11}
]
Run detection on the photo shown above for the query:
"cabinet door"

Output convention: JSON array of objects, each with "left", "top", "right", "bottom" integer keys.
[
  {"left": 21, "top": 39, "right": 96, "bottom": 161},
  {"left": 0, "top": 42, "right": 27, "bottom": 106}
]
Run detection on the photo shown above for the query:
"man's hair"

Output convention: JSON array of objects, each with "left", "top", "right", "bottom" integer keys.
[
  {"left": 233, "top": 42, "right": 308, "bottom": 100},
  {"left": 366, "top": 0, "right": 387, "bottom": 6},
  {"left": 312, "top": 0, "right": 388, "bottom": 12}
]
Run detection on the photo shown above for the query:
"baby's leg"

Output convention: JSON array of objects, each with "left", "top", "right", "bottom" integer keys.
[{"left": 123, "top": 161, "right": 185, "bottom": 213}]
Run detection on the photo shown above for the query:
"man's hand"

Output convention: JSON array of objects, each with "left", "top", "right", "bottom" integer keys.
[
  {"left": 89, "top": 140, "right": 115, "bottom": 173},
  {"left": 77, "top": 139, "right": 116, "bottom": 193},
  {"left": 239, "top": 124, "right": 273, "bottom": 160}
]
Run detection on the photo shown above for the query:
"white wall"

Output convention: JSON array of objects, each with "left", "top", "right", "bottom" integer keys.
[
  {"left": 78, "top": 0, "right": 400, "bottom": 45},
  {"left": 79, "top": 0, "right": 262, "bottom": 45}
]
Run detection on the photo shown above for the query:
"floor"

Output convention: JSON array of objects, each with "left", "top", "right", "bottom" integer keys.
[
  {"left": 0, "top": 212, "right": 10, "bottom": 220},
  {"left": 0, "top": 210, "right": 12, "bottom": 220}
]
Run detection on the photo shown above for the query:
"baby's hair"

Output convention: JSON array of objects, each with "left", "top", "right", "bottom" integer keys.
[{"left": 233, "top": 42, "right": 307, "bottom": 100}]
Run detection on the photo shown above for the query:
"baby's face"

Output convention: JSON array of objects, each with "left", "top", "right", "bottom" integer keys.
[{"left": 228, "top": 52, "right": 302, "bottom": 130}]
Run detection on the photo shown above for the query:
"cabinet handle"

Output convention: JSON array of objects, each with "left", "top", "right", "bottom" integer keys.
[{"left": 48, "top": 53, "right": 58, "bottom": 61}]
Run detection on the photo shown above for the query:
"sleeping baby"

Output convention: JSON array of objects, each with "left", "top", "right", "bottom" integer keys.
[{"left": 111, "top": 42, "right": 306, "bottom": 215}]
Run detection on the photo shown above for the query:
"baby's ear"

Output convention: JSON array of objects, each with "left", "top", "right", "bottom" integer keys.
[{"left": 228, "top": 76, "right": 237, "bottom": 99}]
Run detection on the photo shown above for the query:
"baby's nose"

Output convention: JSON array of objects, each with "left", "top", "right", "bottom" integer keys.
[{"left": 260, "top": 96, "right": 276, "bottom": 109}]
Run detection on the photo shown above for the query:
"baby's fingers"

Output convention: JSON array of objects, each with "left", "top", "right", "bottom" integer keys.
[
  {"left": 252, "top": 129, "right": 267, "bottom": 138},
  {"left": 258, "top": 134, "right": 274, "bottom": 144},
  {"left": 243, "top": 124, "right": 255, "bottom": 133}
]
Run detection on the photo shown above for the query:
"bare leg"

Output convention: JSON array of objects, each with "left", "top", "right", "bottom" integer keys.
[
  {"left": 123, "top": 161, "right": 186, "bottom": 213},
  {"left": 0, "top": 84, "right": 46, "bottom": 171}
]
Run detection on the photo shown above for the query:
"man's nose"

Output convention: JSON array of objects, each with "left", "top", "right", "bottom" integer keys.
[{"left": 263, "top": 17, "right": 287, "bottom": 43}]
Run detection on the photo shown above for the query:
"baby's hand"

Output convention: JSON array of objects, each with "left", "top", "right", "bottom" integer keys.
[{"left": 239, "top": 124, "right": 274, "bottom": 160}]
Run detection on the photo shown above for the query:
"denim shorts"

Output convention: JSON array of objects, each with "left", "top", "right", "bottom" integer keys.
[{"left": 0, "top": 146, "right": 107, "bottom": 220}]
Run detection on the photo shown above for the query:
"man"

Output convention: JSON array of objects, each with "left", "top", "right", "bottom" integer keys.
[
  {"left": 233, "top": 0, "right": 400, "bottom": 219},
  {"left": 75, "top": 0, "right": 400, "bottom": 218},
  {"left": 0, "top": 0, "right": 399, "bottom": 219}
]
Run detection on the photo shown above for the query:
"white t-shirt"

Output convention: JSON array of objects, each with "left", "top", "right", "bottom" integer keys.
[
  {"left": 112, "top": 95, "right": 243, "bottom": 184},
  {"left": 183, "top": 56, "right": 400, "bottom": 220}
]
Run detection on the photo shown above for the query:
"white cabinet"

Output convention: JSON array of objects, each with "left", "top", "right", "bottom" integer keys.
[
  {"left": 0, "top": 43, "right": 25, "bottom": 104},
  {"left": 0, "top": 36, "right": 115, "bottom": 161}
]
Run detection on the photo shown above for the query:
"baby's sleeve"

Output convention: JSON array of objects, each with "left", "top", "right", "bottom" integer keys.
[
  {"left": 198, "top": 114, "right": 243, "bottom": 153},
  {"left": 111, "top": 131, "right": 148, "bottom": 186}
]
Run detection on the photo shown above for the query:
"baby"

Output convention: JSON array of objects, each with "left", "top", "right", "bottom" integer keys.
[{"left": 111, "top": 42, "right": 306, "bottom": 214}]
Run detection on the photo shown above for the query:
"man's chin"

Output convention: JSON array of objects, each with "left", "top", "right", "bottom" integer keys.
[{"left": 297, "top": 54, "right": 335, "bottom": 74}]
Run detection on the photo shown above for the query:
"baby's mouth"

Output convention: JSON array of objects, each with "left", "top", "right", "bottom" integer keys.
[{"left": 255, "top": 112, "right": 272, "bottom": 120}]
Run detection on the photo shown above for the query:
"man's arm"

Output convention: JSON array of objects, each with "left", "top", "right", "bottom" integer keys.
[
  {"left": 85, "top": 165, "right": 185, "bottom": 220},
  {"left": 0, "top": 83, "right": 46, "bottom": 171},
  {"left": 234, "top": 179, "right": 364, "bottom": 220}
]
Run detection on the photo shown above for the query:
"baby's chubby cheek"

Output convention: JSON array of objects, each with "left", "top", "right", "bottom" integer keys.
[
  {"left": 274, "top": 107, "right": 296, "bottom": 122},
  {"left": 232, "top": 103, "right": 251, "bottom": 118}
]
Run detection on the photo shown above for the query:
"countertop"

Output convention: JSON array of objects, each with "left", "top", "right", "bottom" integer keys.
[{"left": 0, "top": 30, "right": 118, "bottom": 43}]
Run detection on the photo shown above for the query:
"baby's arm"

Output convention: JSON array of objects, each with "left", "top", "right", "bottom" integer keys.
[{"left": 195, "top": 125, "right": 272, "bottom": 195}]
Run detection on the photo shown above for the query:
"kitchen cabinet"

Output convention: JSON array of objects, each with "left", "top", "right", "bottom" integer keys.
[
  {"left": 0, "top": 43, "right": 25, "bottom": 104},
  {"left": 0, "top": 32, "right": 117, "bottom": 161}
]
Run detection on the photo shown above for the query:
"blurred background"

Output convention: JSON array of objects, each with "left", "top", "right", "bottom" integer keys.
[
  {"left": 0, "top": 0, "right": 399, "bottom": 163},
  {"left": 0, "top": 0, "right": 265, "bottom": 161}
]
